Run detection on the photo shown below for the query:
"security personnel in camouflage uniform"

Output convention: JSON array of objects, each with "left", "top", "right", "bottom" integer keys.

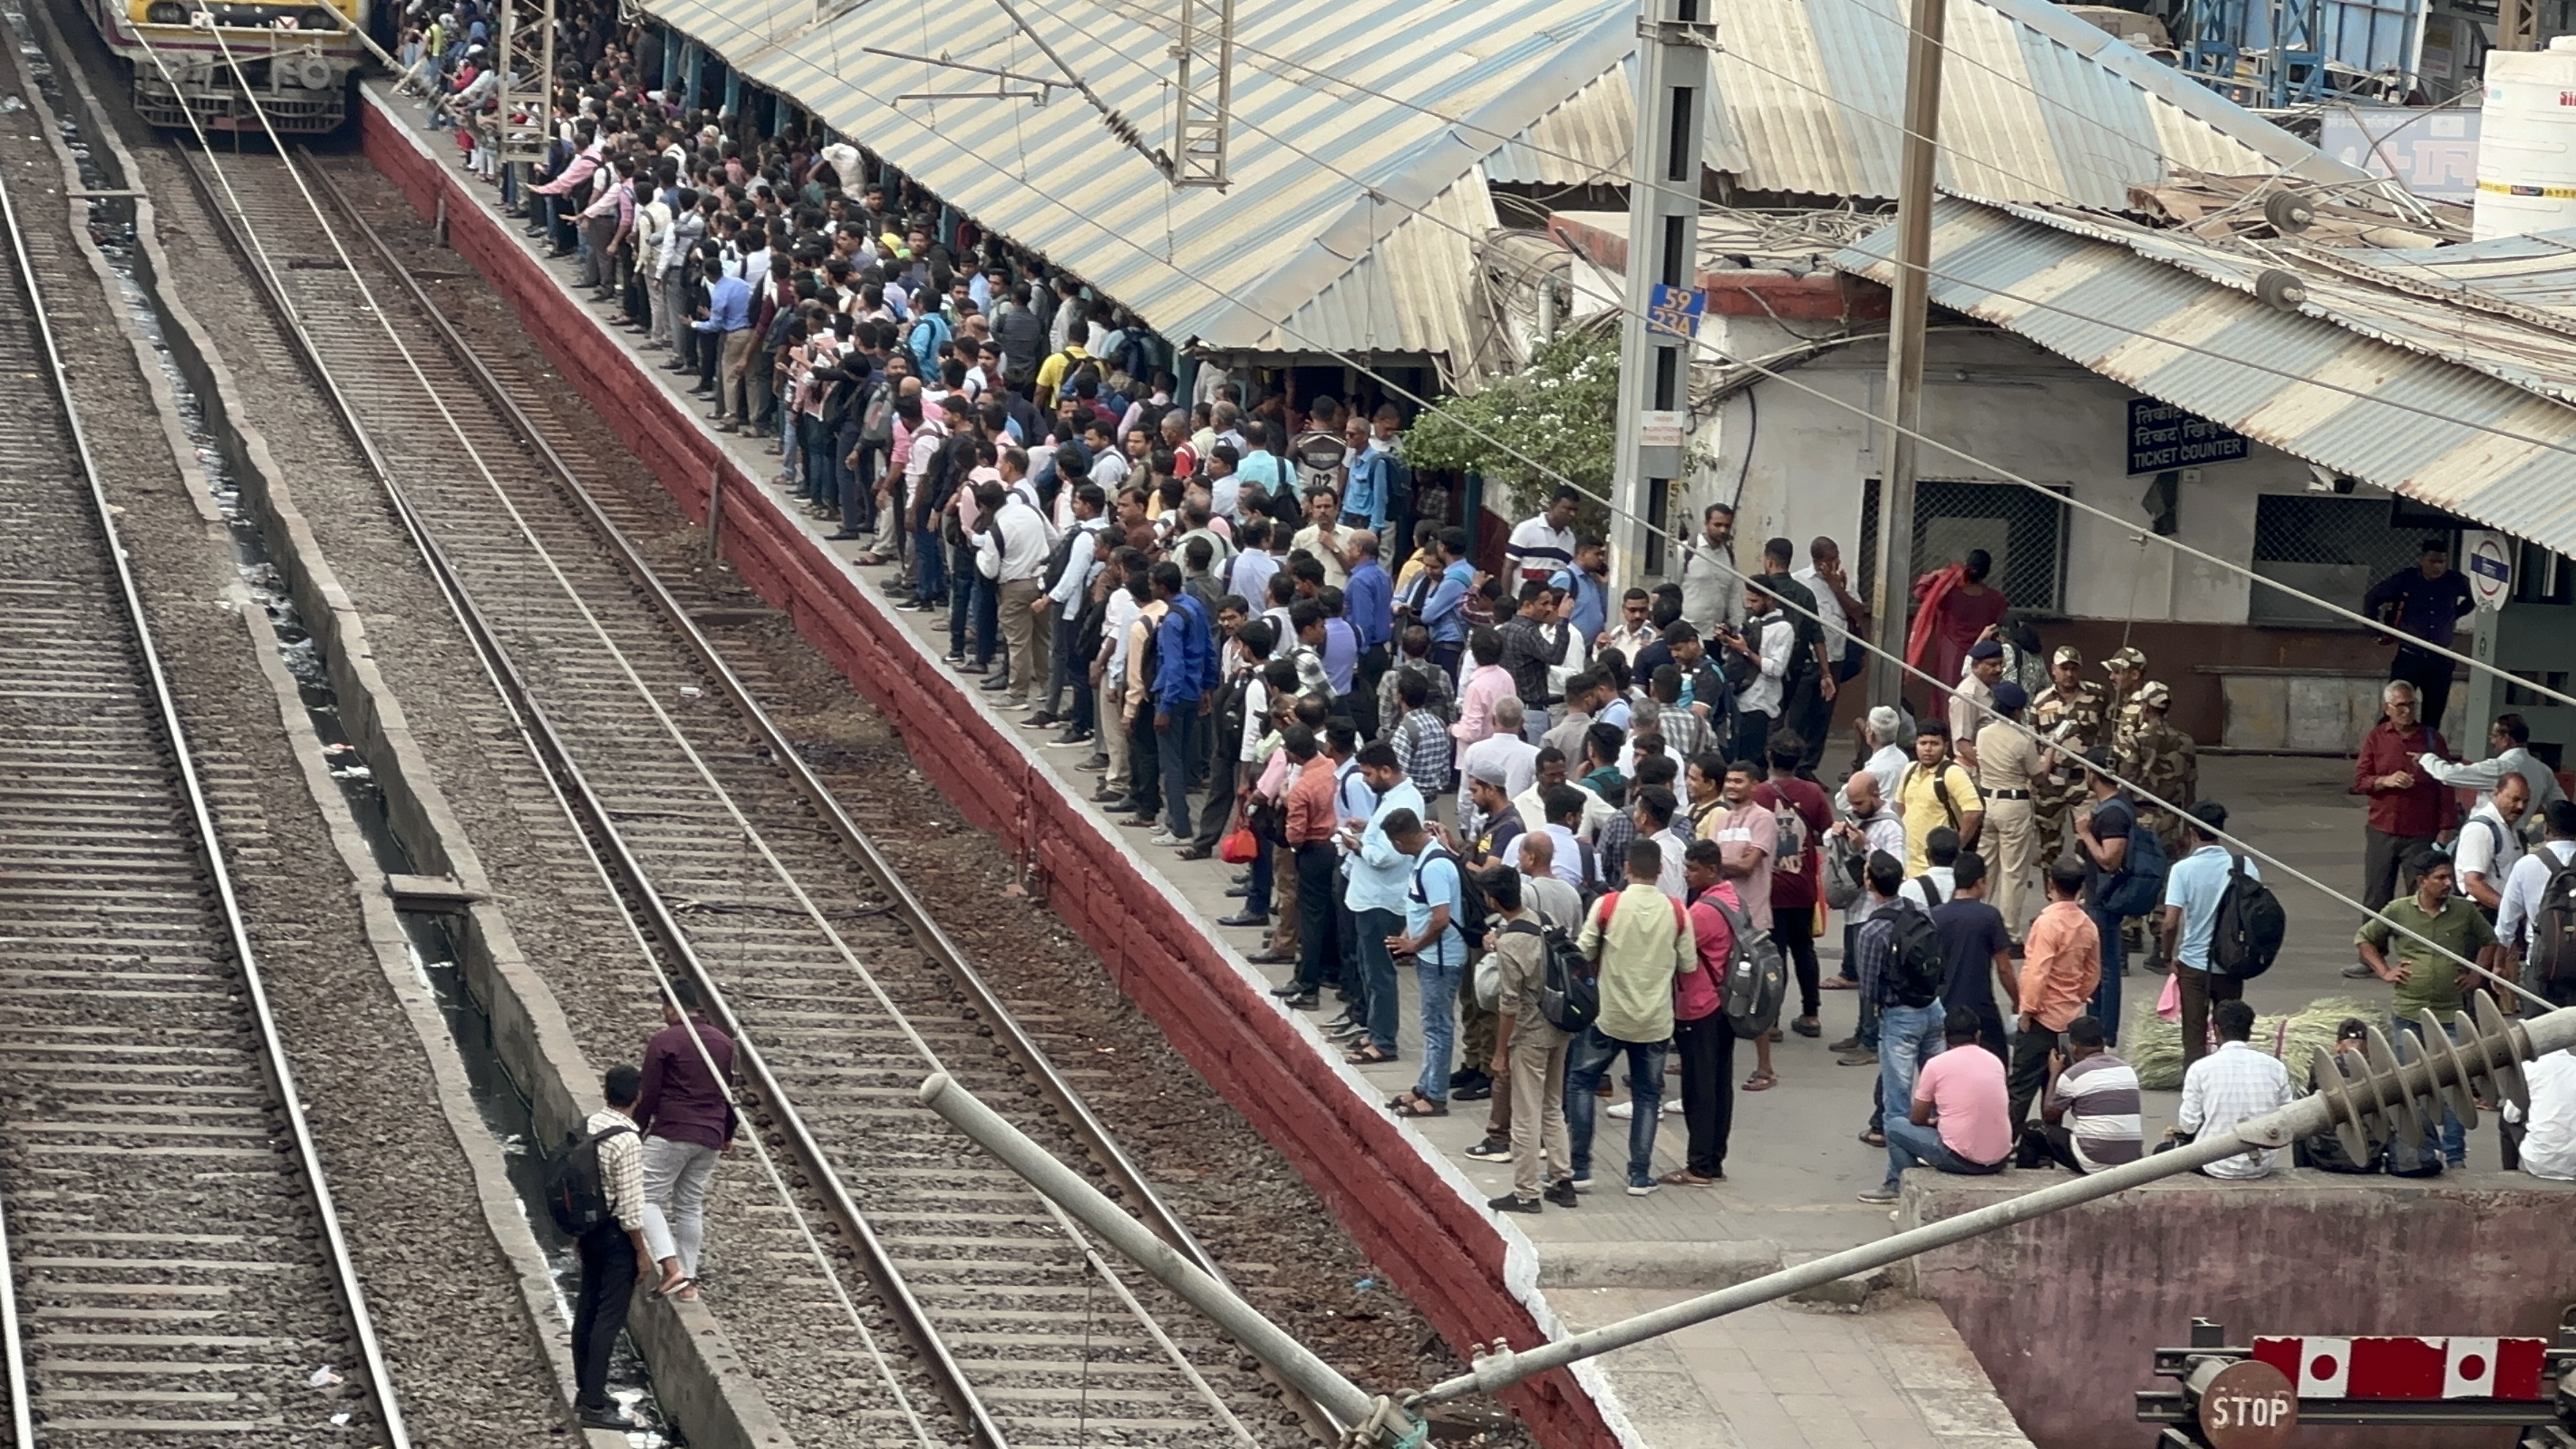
[
  {"left": 2030, "top": 645, "right": 2108, "bottom": 856},
  {"left": 2103, "top": 646, "right": 2147, "bottom": 763},
  {"left": 2118, "top": 680, "right": 2197, "bottom": 855}
]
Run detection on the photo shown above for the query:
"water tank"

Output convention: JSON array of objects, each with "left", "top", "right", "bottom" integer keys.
[{"left": 2476, "top": 37, "right": 2576, "bottom": 241}]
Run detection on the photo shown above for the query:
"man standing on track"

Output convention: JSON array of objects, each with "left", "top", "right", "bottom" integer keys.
[
  {"left": 637, "top": 981, "right": 737, "bottom": 1304},
  {"left": 573, "top": 1066, "right": 650, "bottom": 1432}
]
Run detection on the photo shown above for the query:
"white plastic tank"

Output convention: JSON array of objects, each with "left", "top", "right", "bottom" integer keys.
[{"left": 2476, "top": 37, "right": 2576, "bottom": 240}]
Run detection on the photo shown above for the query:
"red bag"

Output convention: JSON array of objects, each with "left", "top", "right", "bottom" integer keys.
[{"left": 1218, "top": 821, "right": 1261, "bottom": 865}]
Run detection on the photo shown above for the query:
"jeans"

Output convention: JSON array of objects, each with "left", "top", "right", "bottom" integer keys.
[
  {"left": 2086, "top": 905, "right": 2124, "bottom": 1045},
  {"left": 2396, "top": 1016, "right": 2471, "bottom": 1165},
  {"left": 1413, "top": 952, "right": 1464, "bottom": 1102},
  {"left": 1243, "top": 827, "right": 1275, "bottom": 916},
  {"left": 913, "top": 528, "right": 948, "bottom": 605},
  {"left": 837, "top": 434, "right": 873, "bottom": 533},
  {"left": 1877, "top": 1000, "right": 1947, "bottom": 1138},
  {"left": 1354, "top": 907, "right": 1404, "bottom": 1053},
  {"left": 1774, "top": 908, "right": 1820, "bottom": 1020},
  {"left": 1156, "top": 708, "right": 1199, "bottom": 837},
  {"left": 639, "top": 1134, "right": 721, "bottom": 1279},
  {"left": 947, "top": 544, "right": 978, "bottom": 659},
  {"left": 1565, "top": 1028, "right": 1670, "bottom": 1187},
  {"left": 1885, "top": 1115, "right": 2002, "bottom": 1186}
]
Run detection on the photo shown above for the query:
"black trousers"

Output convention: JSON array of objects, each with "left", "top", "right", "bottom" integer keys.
[
  {"left": 1194, "top": 752, "right": 1241, "bottom": 849},
  {"left": 572, "top": 1221, "right": 637, "bottom": 1410},
  {"left": 2363, "top": 828, "right": 2435, "bottom": 912},
  {"left": 2391, "top": 647, "right": 2456, "bottom": 739},
  {"left": 1674, "top": 1013, "right": 1736, "bottom": 1177},
  {"left": 2006, "top": 1023, "right": 2062, "bottom": 1131},
  {"left": 1125, "top": 706, "right": 1161, "bottom": 817},
  {"left": 1772, "top": 907, "right": 1820, "bottom": 1019},
  {"left": 1291, "top": 842, "right": 1341, "bottom": 991}
]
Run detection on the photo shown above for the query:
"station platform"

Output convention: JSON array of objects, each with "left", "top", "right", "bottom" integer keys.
[{"left": 354, "top": 82, "right": 2476, "bottom": 1448}]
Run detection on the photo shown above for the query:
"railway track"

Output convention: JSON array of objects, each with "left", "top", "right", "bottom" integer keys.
[
  {"left": 156, "top": 98, "right": 1331, "bottom": 1449},
  {"left": 0, "top": 100, "right": 405, "bottom": 1449}
]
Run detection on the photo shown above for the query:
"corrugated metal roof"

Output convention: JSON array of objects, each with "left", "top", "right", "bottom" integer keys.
[
  {"left": 648, "top": 0, "right": 2359, "bottom": 361},
  {"left": 1830, "top": 199, "right": 2576, "bottom": 556},
  {"left": 1480, "top": 0, "right": 2365, "bottom": 207}
]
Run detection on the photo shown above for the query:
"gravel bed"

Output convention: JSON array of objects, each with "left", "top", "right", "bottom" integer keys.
[{"left": 4, "top": 42, "right": 577, "bottom": 1444}]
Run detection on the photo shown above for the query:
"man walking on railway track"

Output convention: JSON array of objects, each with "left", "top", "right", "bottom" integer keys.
[
  {"left": 572, "top": 1066, "right": 650, "bottom": 1431},
  {"left": 637, "top": 981, "right": 738, "bottom": 1304}
]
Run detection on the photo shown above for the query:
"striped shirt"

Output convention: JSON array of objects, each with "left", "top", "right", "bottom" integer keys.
[
  {"left": 2047, "top": 1051, "right": 2142, "bottom": 1169},
  {"left": 583, "top": 1107, "right": 648, "bottom": 1232}
]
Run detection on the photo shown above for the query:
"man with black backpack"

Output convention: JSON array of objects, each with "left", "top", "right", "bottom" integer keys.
[
  {"left": 564, "top": 1065, "right": 649, "bottom": 1431},
  {"left": 2071, "top": 752, "right": 2149, "bottom": 1047},
  {"left": 1669, "top": 841, "right": 1748, "bottom": 1186},
  {"left": 2159, "top": 801, "right": 2262, "bottom": 1071},
  {"left": 1480, "top": 869, "right": 1579, "bottom": 1212},
  {"left": 1852, "top": 850, "right": 1949, "bottom": 1172},
  {"left": 2498, "top": 798, "right": 2576, "bottom": 1009}
]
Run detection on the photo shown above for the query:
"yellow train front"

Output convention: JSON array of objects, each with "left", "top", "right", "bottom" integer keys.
[{"left": 91, "top": 0, "right": 367, "bottom": 133}]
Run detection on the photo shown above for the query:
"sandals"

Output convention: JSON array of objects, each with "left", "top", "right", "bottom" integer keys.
[
  {"left": 1344, "top": 1043, "right": 1397, "bottom": 1066},
  {"left": 1657, "top": 1169, "right": 1718, "bottom": 1187},
  {"left": 1791, "top": 1016, "right": 1821, "bottom": 1038},
  {"left": 655, "top": 1276, "right": 696, "bottom": 1300},
  {"left": 1742, "top": 1069, "right": 1778, "bottom": 1093},
  {"left": 1858, "top": 1128, "right": 1886, "bottom": 1147},
  {"left": 1388, "top": 1092, "right": 1449, "bottom": 1117}
]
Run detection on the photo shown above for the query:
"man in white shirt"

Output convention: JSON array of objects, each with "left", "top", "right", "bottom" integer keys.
[
  {"left": 1458, "top": 697, "right": 1542, "bottom": 834},
  {"left": 1504, "top": 488, "right": 1580, "bottom": 586},
  {"left": 1677, "top": 503, "right": 1741, "bottom": 637},
  {"left": 2416, "top": 712, "right": 2566, "bottom": 821},
  {"left": 1722, "top": 581, "right": 1796, "bottom": 763},
  {"left": 2175, "top": 999, "right": 2292, "bottom": 1179},
  {"left": 2457, "top": 772, "right": 2530, "bottom": 918},
  {"left": 975, "top": 477, "right": 1055, "bottom": 711},
  {"left": 2506, "top": 1047, "right": 2576, "bottom": 1180},
  {"left": 2498, "top": 798, "right": 2576, "bottom": 1007}
]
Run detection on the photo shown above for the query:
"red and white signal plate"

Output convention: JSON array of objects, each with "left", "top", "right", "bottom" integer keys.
[{"left": 2250, "top": 1336, "right": 2550, "bottom": 1401}]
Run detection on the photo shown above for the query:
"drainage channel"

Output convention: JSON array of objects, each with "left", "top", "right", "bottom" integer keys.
[{"left": 2, "top": 10, "right": 674, "bottom": 1438}]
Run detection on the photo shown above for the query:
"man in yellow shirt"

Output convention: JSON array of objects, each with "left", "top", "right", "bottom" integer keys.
[
  {"left": 1896, "top": 719, "right": 1983, "bottom": 876},
  {"left": 1568, "top": 841, "right": 1697, "bottom": 1197}
]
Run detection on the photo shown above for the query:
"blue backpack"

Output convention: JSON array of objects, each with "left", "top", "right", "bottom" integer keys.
[{"left": 2096, "top": 812, "right": 2170, "bottom": 918}]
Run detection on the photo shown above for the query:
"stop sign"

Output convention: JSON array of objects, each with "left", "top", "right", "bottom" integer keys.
[{"left": 2194, "top": 1358, "right": 2299, "bottom": 1449}]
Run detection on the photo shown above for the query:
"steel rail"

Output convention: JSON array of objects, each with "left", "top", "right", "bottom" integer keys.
[
  {"left": 299, "top": 157, "right": 1343, "bottom": 1445},
  {"left": 0, "top": 102, "right": 411, "bottom": 1449},
  {"left": 158, "top": 140, "right": 1015, "bottom": 1448}
]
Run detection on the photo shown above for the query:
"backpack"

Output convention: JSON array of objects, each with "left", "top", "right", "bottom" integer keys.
[
  {"left": 2209, "top": 855, "right": 2288, "bottom": 979},
  {"left": 1415, "top": 846, "right": 1487, "bottom": 956},
  {"left": 1913, "top": 874, "right": 1946, "bottom": 908},
  {"left": 907, "top": 310, "right": 951, "bottom": 373},
  {"left": 2095, "top": 813, "right": 2171, "bottom": 918},
  {"left": 1703, "top": 890, "right": 1788, "bottom": 1040},
  {"left": 1536, "top": 910, "right": 1600, "bottom": 1035},
  {"left": 1885, "top": 899, "right": 1946, "bottom": 1007},
  {"left": 544, "top": 1120, "right": 634, "bottom": 1237},
  {"left": 2528, "top": 848, "right": 2576, "bottom": 989},
  {"left": 858, "top": 379, "right": 894, "bottom": 445},
  {"left": 1824, "top": 828, "right": 1867, "bottom": 911}
]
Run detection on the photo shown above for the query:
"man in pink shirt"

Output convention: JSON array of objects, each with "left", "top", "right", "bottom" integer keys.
[
  {"left": 1666, "top": 842, "right": 1740, "bottom": 1186},
  {"left": 1867, "top": 1006, "right": 2010, "bottom": 1201},
  {"left": 1711, "top": 760, "right": 1779, "bottom": 1090},
  {"left": 1451, "top": 627, "right": 1515, "bottom": 750}
]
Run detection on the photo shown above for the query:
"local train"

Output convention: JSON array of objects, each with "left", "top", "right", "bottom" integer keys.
[{"left": 83, "top": 0, "right": 369, "bottom": 132}]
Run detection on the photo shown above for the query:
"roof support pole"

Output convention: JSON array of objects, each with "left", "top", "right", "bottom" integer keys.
[
  {"left": 1866, "top": 0, "right": 1947, "bottom": 710},
  {"left": 1609, "top": 0, "right": 1708, "bottom": 591}
]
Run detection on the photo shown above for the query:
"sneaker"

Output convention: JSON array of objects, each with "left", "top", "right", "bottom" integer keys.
[
  {"left": 1487, "top": 1192, "right": 1541, "bottom": 1214},
  {"left": 1281, "top": 992, "right": 1319, "bottom": 1011},
  {"left": 992, "top": 695, "right": 1028, "bottom": 710},
  {"left": 2342, "top": 962, "right": 2377, "bottom": 979},
  {"left": 1625, "top": 1177, "right": 1658, "bottom": 1198},
  {"left": 1048, "top": 730, "right": 1093, "bottom": 747},
  {"left": 1147, "top": 830, "right": 1185, "bottom": 846},
  {"left": 1857, "top": 1184, "right": 1900, "bottom": 1204},
  {"left": 1464, "top": 1137, "right": 1513, "bottom": 1162},
  {"left": 1837, "top": 1049, "right": 1880, "bottom": 1066},
  {"left": 577, "top": 1405, "right": 632, "bottom": 1431},
  {"left": 1829, "top": 1036, "right": 1860, "bottom": 1053},
  {"left": 1568, "top": 1173, "right": 1594, "bottom": 1194},
  {"left": 1453, "top": 1077, "right": 1492, "bottom": 1101},
  {"left": 1021, "top": 711, "right": 1060, "bottom": 729},
  {"left": 1079, "top": 754, "right": 1111, "bottom": 770},
  {"left": 1606, "top": 1101, "right": 1634, "bottom": 1120},
  {"left": 1543, "top": 1177, "right": 1580, "bottom": 1208}
]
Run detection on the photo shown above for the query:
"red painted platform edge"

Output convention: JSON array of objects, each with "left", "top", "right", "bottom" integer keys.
[{"left": 360, "top": 96, "right": 1619, "bottom": 1449}]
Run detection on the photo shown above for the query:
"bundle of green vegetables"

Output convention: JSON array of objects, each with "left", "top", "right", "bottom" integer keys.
[{"left": 2122, "top": 995, "right": 2387, "bottom": 1090}]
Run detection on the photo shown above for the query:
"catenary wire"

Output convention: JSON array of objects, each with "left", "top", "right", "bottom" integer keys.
[
  {"left": 143, "top": 31, "right": 946, "bottom": 1445},
  {"left": 1008, "top": 10, "right": 2576, "bottom": 720},
  {"left": 633, "top": 46, "right": 2550, "bottom": 1009},
  {"left": 177, "top": 32, "right": 1256, "bottom": 1443}
]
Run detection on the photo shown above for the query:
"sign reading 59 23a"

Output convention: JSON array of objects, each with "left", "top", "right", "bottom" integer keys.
[{"left": 2128, "top": 398, "right": 2250, "bottom": 475}]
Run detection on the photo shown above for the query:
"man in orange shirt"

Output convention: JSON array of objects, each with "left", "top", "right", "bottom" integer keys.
[
  {"left": 1278, "top": 724, "right": 1344, "bottom": 1011},
  {"left": 2006, "top": 859, "right": 2102, "bottom": 1129}
]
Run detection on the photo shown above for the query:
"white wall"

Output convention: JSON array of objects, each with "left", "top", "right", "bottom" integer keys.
[{"left": 1693, "top": 324, "right": 2320, "bottom": 625}]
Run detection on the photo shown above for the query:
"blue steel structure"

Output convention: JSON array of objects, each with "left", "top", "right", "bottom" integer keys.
[{"left": 2174, "top": 0, "right": 2420, "bottom": 106}]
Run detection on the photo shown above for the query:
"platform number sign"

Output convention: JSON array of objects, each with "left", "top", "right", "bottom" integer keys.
[{"left": 1645, "top": 284, "right": 1706, "bottom": 342}]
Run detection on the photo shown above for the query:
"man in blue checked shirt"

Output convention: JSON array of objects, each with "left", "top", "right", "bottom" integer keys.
[
  {"left": 1419, "top": 526, "right": 1478, "bottom": 678},
  {"left": 690, "top": 255, "right": 755, "bottom": 433}
]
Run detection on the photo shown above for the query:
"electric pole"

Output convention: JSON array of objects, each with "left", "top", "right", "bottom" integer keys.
[
  {"left": 1867, "top": 0, "right": 1947, "bottom": 707},
  {"left": 1609, "top": 0, "right": 1710, "bottom": 590}
]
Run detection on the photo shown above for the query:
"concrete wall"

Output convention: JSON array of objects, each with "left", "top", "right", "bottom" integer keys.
[
  {"left": 359, "top": 92, "right": 1620, "bottom": 1449},
  {"left": 1901, "top": 1172, "right": 2576, "bottom": 1449}
]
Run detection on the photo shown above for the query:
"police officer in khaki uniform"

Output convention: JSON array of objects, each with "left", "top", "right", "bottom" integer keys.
[
  {"left": 2029, "top": 645, "right": 2109, "bottom": 858},
  {"left": 1973, "top": 681, "right": 2053, "bottom": 939},
  {"left": 2119, "top": 680, "right": 2197, "bottom": 855}
]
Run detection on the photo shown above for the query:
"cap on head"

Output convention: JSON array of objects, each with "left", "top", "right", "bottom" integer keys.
[
  {"left": 2138, "top": 680, "right": 2171, "bottom": 709},
  {"left": 1991, "top": 681, "right": 2028, "bottom": 713},
  {"left": 1466, "top": 757, "right": 1510, "bottom": 787},
  {"left": 2105, "top": 645, "right": 2146, "bottom": 673},
  {"left": 1968, "top": 639, "right": 2004, "bottom": 662},
  {"left": 2051, "top": 645, "right": 2084, "bottom": 667}
]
